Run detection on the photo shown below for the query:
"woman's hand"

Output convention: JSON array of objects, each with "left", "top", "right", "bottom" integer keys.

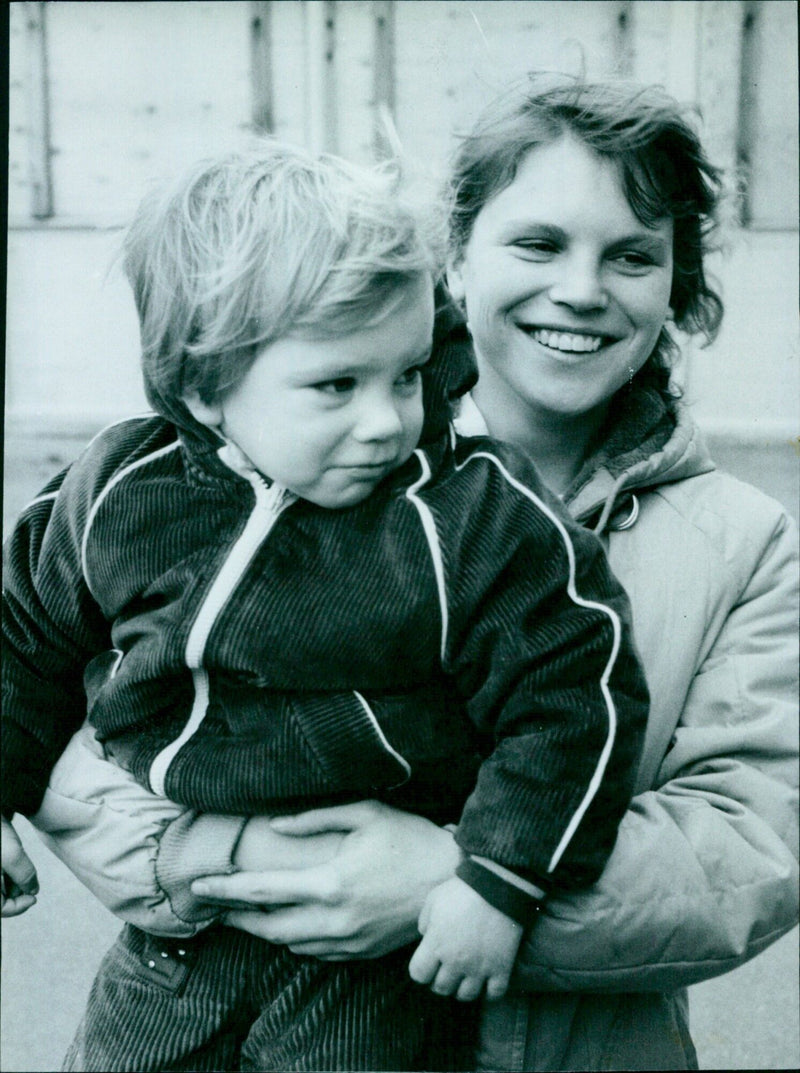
[{"left": 192, "top": 800, "right": 461, "bottom": 959}]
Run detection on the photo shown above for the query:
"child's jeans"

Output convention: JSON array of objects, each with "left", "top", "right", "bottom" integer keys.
[{"left": 63, "top": 923, "right": 477, "bottom": 1071}]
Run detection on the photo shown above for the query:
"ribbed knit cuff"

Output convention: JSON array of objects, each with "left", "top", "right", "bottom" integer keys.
[
  {"left": 156, "top": 812, "right": 247, "bottom": 923},
  {"left": 456, "top": 856, "right": 546, "bottom": 927}
]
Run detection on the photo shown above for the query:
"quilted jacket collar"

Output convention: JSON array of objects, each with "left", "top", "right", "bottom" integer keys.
[{"left": 456, "top": 382, "right": 716, "bottom": 532}]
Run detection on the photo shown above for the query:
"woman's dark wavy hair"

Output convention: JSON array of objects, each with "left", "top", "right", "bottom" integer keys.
[{"left": 448, "top": 75, "right": 725, "bottom": 394}]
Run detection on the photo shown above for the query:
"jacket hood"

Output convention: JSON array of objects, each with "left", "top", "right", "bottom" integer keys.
[
  {"left": 566, "top": 390, "right": 716, "bottom": 531},
  {"left": 420, "top": 282, "right": 478, "bottom": 443}
]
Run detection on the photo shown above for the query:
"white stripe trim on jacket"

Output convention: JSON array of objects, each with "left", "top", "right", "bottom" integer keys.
[
  {"left": 149, "top": 473, "right": 293, "bottom": 797},
  {"left": 81, "top": 439, "right": 182, "bottom": 597},
  {"left": 353, "top": 691, "right": 412, "bottom": 781},
  {"left": 405, "top": 449, "right": 449, "bottom": 663},
  {"left": 453, "top": 448, "right": 622, "bottom": 874}
]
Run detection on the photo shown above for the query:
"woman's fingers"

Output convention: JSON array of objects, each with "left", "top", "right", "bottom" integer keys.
[
  {"left": 223, "top": 907, "right": 369, "bottom": 958},
  {"left": 268, "top": 800, "right": 386, "bottom": 836},
  {"left": 224, "top": 907, "right": 320, "bottom": 942},
  {"left": 192, "top": 865, "right": 339, "bottom": 906},
  {"left": 197, "top": 804, "right": 458, "bottom": 958}
]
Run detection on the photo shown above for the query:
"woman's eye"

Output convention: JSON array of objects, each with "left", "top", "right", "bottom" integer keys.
[
  {"left": 613, "top": 251, "right": 654, "bottom": 272},
  {"left": 314, "top": 377, "right": 356, "bottom": 395},
  {"left": 512, "top": 238, "right": 558, "bottom": 258}
]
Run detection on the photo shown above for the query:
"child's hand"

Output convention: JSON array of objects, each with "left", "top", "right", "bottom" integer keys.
[
  {"left": 408, "top": 875, "right": 523, "bottom": 1002},
  {"left": 1, "top": 816, "right": 39, "bottom": 917}
]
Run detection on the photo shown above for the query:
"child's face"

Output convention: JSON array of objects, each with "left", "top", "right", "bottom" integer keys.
[{"left": 186, "top": 274, "right": 434, "bottom": 508}]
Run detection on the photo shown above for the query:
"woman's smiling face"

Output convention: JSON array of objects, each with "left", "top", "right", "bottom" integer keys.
[{"left": 448, "top": 133, "right": 674, "bottom": 424}]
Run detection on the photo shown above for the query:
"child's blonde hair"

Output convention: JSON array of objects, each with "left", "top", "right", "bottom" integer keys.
[{"left": 122, "top": 140, "right": 444, "bottom": 410}]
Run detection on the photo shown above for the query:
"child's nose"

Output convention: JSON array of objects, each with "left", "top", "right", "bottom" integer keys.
[{"left": 353, "top": 394, "right": 404, "bottom": 442}]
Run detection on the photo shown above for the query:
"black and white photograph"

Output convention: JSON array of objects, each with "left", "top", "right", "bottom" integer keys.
[{"left": 3, "top": 3, "right": 798, "bottom": 1071}]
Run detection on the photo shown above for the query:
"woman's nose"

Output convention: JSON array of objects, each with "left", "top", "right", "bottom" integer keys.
[{"left": 548, "top": 257, "right": 609, "bottom": 312}]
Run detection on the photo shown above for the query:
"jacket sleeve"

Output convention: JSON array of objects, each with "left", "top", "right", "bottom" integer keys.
[
  {"left": 30, "top": 722, "right": 239, "bottom": 937},
  {"left": 2, "top": 461, "right": 116, "bottom": 818},
  {"left": 511, "top": 506, "right": 799, "bottom": 991},
  {"left": 441, "top": 444, "right": 650, "bottom": 897}
]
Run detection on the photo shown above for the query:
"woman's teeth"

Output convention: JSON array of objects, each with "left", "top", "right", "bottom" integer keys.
[{"left": 530, "top": 329, "right": 604, "bottom": 353}]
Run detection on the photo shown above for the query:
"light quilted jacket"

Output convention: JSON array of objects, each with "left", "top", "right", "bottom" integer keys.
[{"left": 464, "top": 390, "right": 799, "bottom": 1070}]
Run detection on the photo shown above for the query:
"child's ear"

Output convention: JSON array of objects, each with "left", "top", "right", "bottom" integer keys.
[
  {"left": 182, "top": 390, "right": 224, "bottom": 430},
  {"left": 445, "top": 262, "right": 466, "bottom": 305}
]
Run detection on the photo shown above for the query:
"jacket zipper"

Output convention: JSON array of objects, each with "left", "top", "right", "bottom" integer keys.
[{"left": 148, "top": 475, "right": 295, "bottom": 796}]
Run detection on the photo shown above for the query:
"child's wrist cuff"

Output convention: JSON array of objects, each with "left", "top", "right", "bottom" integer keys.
[{"left": 456, "top": 856, "right": 545, "bottom": 927}]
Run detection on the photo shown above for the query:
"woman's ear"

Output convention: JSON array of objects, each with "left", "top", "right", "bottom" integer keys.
[
  {"left": 445, "top": 262, "right": 466, "bottom": 305},
  {"left": 182, "top": 390, "right": 224, "bottom": 430}
]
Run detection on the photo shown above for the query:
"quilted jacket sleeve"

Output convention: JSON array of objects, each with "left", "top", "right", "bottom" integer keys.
[
  {"left": 2, "top": 464, "right": 111, "bottom": 818},
  {"left": 511, "top": 497, "right": 799, "bottom": 992},
  {"left": 30, "top": 722, "right": 238, "bottom": 937}
]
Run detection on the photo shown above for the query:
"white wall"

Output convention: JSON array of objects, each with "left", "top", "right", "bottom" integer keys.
[
  {"left": 5, "top": 230, "right": 145, "bottom": 430},
  {"left": 6, "top": 1, "right": 799, "bottom": 442}
]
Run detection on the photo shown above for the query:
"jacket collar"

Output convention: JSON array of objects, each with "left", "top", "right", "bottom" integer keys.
[
  {"left": 455, "top": 387, "right": 716, "bottom": 532},
  {"left": 566, "top": 399, "right": 715, "bottom": 529}
]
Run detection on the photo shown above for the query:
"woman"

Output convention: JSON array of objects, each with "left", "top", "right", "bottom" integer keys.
[
  {"left": 7, "top": 77, "right": 799, "bottom": 1070},
  {"left": 182, "top": 77, "right": 800, "bottom": 1070}
]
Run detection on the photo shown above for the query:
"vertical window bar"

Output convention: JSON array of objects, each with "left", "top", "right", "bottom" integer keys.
[
  {"left": 322, "top": 0, "right": 337, "bottom": 153},
  {"left": 25, "top": 0, "right": 53, "bottom": 219},
  {"left": 304, "top": 0, "right": 337, "bottom": 153},
  {"left": 736, "top": 0, "right": 758, "bottom": 226},
  {"left": 615, "top": 0, "right": 634, "bottom": 78},
  {"left": 373, "top": 0, "right": 396, "bottom": 160},
  {"left": 250, "top": 1, "right": 274, "bottom": 133}
]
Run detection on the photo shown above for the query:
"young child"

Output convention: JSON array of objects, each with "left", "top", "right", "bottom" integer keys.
[{"left": 2, "top": 141, "right": 648, "bottom": 1072}]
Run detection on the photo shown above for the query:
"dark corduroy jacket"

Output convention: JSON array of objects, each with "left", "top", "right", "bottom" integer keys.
[
  {"left": 2, "top": 302, "right": 648, "bottom": 900},
  {"left": 3, "top": 421, "right": 648, "bottom": 905}
]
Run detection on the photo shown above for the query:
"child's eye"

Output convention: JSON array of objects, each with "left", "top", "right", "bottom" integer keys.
[
  {"left": 395, "top": 366, "right": 423, "bottom": 389},
  {"left": 314, "top": 377, "right": 356, "bottom": 395}
]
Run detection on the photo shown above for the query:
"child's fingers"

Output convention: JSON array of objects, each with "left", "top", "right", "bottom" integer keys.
[
  {"left": 485, "top": 972, "right": 511, "bottom": 1001},
  {"left": 417, "top": 896, "right": 431, "bottom": 934},
  {"left": 456, "top": 976, "right": 484, "bottom": 1003},
  {"left": 1, "top": 891, "right": 37, "bottom": 917},
  {"left": 429, "top": 964, "right": 462, "bottom": 997},
  {"left": 1, "top": 820, "right": 39, "bottom": 894},
  {"left": 408, "top": 941, "right": 439, "bottom": 986}
]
